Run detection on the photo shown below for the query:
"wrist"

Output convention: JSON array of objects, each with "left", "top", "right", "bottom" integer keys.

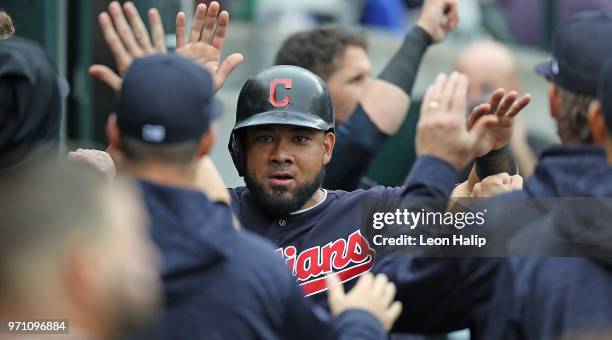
[
  {"left": 414, "top": 21, "right": 435, "bottom": 44},
  {"left": 475, "top": 145, "right": 518, "bottom": 178},
  {"left": 478, "top": 144, "right": 510, "bottom": 158}
]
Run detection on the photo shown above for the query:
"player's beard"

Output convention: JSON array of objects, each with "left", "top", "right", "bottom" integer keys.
[{"left": 245, "top": 167, "right": 325, "bottom": 217}]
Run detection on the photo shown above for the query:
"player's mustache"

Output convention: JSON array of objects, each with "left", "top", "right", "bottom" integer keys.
[{"left": 266, "top": 165, "right": 297, "bottom": 176}]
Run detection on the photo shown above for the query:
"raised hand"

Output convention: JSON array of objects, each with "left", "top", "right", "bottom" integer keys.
[
  {"left": 90, "top": 1, "right": 166, "bottom": 91},
  {"left": 416, "top": 0, "right": 459, "bottom": 43},
  {"left": 467, "top": 89, "right": 532, "bottom": 156},
  {"left": 416, "top": 72, "right": 500, "bottom": 170},
  {"left": 175, "top": 2, "right": 244, "bottom": 93},
  {"left": 90, "top": 1, "right": 243, "bottom": 93},
  {"left": 327, "top": 273, "right": 402, "bottom": 331}
]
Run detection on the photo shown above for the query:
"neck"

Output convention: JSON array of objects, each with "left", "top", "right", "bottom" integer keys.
[
  {"left": 300, "top": 188, "right": 325, "bottom": 211},
  {"left": 126, "top": 160, "right": 196, "bottom": 188}
]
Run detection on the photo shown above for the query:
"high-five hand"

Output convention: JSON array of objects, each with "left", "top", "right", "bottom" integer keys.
[
  {"left": 467, "top": 89, "right": 532, "bottom": 155},
  {"left": 90, "top": 1, "right": 243, "bottom": 93},
  {"left": 327, "top": 273, "right": 402, "bottom": 332},
  {"left": 416, "top": 72, "right": 500, "bottom": 169},
  {"left": 90, "top": 1, "right": 166, "bottom": 91},
  {"left": 175, "top": 2, "right": 244, "bottom": 93}
]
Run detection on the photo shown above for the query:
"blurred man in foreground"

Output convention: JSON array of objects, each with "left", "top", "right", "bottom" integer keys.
[{"left": 0, "top": 163, "right": 161, "bottom": 339}]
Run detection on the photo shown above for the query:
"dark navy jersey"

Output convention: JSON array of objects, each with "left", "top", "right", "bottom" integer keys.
[
  {"left": 230, "top": 156, "right": 458, "bottom": 303},
  {"left": 135, "top": 179, "right": 386, "bottom": 340}
]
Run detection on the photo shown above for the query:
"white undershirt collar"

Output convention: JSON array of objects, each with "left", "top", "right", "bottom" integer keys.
[{"left": 290, "top": 189, "right": 328, "bottom": 215}]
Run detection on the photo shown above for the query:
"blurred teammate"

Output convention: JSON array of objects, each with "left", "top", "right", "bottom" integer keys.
[
  {"left": 391, "top": 11, "right": 612, "bottom": 340},
  {"left": 476, "top": 12, "right": 612, "bottom": 339},
  {"left": 0, "top": 163, "right": 161, "bottom": 339},
  {"left": 0, "top": 36, "right": 61, "bottom": 171}
]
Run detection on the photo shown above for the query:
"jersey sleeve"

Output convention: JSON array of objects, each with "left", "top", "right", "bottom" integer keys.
[{"left": 323, "top": 104, "right": 389, "bottom": 191}]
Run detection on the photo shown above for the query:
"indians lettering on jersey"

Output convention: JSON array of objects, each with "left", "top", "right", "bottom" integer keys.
[{"left": 275, "top": 230, "right": 374, "bottom": 296}]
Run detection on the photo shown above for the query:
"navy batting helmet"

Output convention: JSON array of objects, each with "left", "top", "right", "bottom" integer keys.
[{"left": 228, "top": 65, "right": 335, "bottom": 176}]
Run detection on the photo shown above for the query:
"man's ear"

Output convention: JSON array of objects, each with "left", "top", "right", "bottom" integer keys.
[
  {"left": 106, "top": 113, "right": 122, "bottom": 150},
  {"left": 587, "top": 100, "right": 608, "bottom": 145},
  {"left": 548, "top": 83, "right": 560, "bottom": 119},
  {"left": 322, "top": 132, "right": 336, "bottom": 165},
  {"left": 195, "top": 124, "right": 218, "bottom": 159}
]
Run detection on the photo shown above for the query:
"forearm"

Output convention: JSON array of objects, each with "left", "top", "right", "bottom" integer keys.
[
  {"left": 378, "top": 26, "right": 433, "bottom": 96},
  {"left": 361, "top": 26, "right": 433, "bottom": 135}
]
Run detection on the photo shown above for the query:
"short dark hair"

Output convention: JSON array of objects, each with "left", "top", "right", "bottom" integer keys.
[
  {"left": 122, "top": 136, "right": 200, "bottom": 165},
  {"left": 555, "top": 84, "right": 595, "bottom": 144},
  {"left": 274, "top": 26, "right": 367, "bottom": 81},
  {"left": 0, "top": 10, "right": 15, "bottom": 38}
]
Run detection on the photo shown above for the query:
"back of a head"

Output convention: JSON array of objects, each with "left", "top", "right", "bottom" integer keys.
[
  {"left": 535, "top": 11, "right": 612, "bottom": 144},
  {"left": 116, "top": 54, "right": 220, "bottom": 167},
  {"left": 274, "top": 26, "right": 367, "bottom": 81},
  {"left": 0, "top": 10, "right": 15, "bottom": 38},
  {"left": 0, "top": 36, "right": 61, "bottom": 170}
]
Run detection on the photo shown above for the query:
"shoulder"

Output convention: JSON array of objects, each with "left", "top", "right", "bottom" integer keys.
[{"left": 326, "top": 185, "right": 404, "bottom": 202}]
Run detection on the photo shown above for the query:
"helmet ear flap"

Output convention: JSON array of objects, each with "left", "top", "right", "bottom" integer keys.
[{"left": 228, "top": 131, "right": 245, "bottom": 177}]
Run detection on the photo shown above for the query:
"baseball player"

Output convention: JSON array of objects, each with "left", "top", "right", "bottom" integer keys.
[{"left": 226, "top": 65, "right": 509, "bottom": 303}]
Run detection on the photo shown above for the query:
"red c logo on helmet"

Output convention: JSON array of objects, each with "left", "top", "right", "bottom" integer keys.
[{"left": 269, "top": 78, "right": 292, "bottom": 107}]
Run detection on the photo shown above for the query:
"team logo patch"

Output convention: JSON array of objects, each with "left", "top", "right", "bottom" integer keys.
[
  {"left": 269, "top": 78, "right": 292, "bottom": 107},
  {"left": 275, "top": 230, "right": 374, "bottom": 296}
]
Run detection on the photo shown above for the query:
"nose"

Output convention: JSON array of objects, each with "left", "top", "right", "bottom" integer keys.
[{"left": 269, "top": 137, "right": 294, "bottom": 166}]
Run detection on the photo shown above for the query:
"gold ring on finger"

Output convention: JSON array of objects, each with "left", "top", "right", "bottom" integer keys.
[{"left": 428, "top": 101, "right": 441, "bottom": 110}]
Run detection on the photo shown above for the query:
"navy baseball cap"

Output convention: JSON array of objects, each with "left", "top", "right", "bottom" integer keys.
[
  {"left": 117, "top": 54, "right": 222, "bottom": 144},
  {"left": 535, "top": 11, "right": 612, "bottom": 96}
]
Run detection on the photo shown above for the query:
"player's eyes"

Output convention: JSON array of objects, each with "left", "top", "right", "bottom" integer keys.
[
  {"left": 256, "top": 135, "right": 273, "bottom": 143},
  {"left": 293, "top": 136, "right": 309, "bottom": 143}
]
